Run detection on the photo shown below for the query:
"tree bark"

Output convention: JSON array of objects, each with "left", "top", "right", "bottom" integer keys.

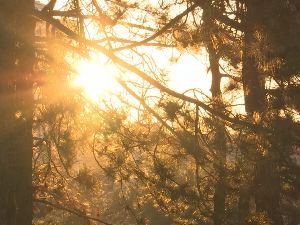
[
  {"left": 241, "top": 1, "right": 283, "bottom": 224},
  {"left": 0, "top": 0, "right": 35, "bottom": 224},
  {"left": 203, "top": 5, "right": 227, "bottom": 221},
  {"left": 237, "top": 184, "right": 250, "bottom": 225},
  {"left": 208, "top": 49, "right": 226, "bottom": 225}
]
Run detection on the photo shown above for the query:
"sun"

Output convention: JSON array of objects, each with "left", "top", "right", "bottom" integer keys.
[{"left": 75, "top": 62, "right": 117, "bottom": 101}]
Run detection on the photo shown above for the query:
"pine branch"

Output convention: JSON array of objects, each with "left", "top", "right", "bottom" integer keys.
[
  {"left": 33, "top": 198, "right": 113, "bottom": 225},
  {"left": 14, "top": 5, "right": 274, "bottom": 133},
  {"left": 90, "top": 37, "right": 176, "bottom": 48},
  {"left": 112, "top": 3, "right": 199, "bottom": 51}
]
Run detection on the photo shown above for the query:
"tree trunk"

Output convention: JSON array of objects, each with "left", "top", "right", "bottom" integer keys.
[
  {"left": 242, "top": 1, "right": 283, "bottom": 224},
  {"left": 209, "top": 54, "right": 227, "bottom": 225},
  {"left": 237, "top": 184, "right": 250, "bottom": 225},
  {"left": 0, "top": 0, "right": 35, "bottom": 224},
  {"left": 205, "top": 27, "right": 227, "bottom": 224}
]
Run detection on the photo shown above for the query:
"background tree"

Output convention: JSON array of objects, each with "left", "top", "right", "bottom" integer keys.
[{"left": 0, "top": 0, "right": 35, "bottom": 223}]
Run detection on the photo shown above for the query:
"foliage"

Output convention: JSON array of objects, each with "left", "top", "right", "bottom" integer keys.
[{"left": 1, "top": 0, "right": 300, "bottom": 224}]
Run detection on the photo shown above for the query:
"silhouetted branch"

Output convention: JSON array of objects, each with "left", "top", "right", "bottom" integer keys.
[
  {"left": 13, "top": 5, "right": 273, "bottom": 133},
  {"left": 33, "top": 198, "right": 113, "bottom": 225},
  {"left": 113, "top": 3, "right": 199, "bottom": 51}
]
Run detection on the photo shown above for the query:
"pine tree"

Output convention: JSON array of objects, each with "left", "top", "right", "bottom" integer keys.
[
  {"left": 0, "top": 0, "right": 35, "bottom": 223},
  {"left": 2, "top": 0, "right": 299, "bottom": 224}
]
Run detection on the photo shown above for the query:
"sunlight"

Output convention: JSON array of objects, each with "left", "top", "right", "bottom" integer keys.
[{"left": 75, "top": 62, "right": 117, "bottom": 101}]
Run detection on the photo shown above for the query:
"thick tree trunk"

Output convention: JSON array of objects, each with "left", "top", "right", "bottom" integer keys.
[
  {"left": 0, "top": 0, "right": 35, "bottom": 224},
  {"left": 242, "top": 1, "right": 283, "bottom": 224},
  {"left": 253, "top": 158, "right": 283, "bottom": 225},
  {"left": 242, "top": 54, "right": 265, "bottom": 114}
]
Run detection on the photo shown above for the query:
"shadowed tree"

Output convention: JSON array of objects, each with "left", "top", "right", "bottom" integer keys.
[{"left": 0, "top": 0, "right": 35, "bottom": 223}]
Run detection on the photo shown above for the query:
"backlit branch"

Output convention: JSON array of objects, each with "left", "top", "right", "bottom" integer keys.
[
  {"left": 15, "top": 5, "right": 273, "bottom": 133},
  {"left": 33, "top": 198, "right": 113, "bottom": 225},
  {"left": 112, "top": 3, "right": 199, "bottom": 50},
  {"left": 90, "top": 37, "right": 176, "bottom": 49}
]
